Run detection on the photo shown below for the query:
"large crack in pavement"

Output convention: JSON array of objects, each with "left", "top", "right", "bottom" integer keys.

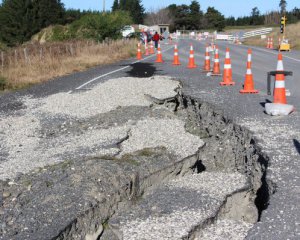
[{"left": 0, "top": 76, "right": 272, "bottom": 240}]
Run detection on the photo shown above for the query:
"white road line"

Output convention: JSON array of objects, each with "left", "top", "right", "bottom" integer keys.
[
  {"left": 240, "top": 45, "right": 300, "bottom": 62},
  {"left": 68, "top": 45, "right": 175, "bottom": 93}
]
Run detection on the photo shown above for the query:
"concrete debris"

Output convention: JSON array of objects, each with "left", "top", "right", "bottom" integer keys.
[{"left": 265, "top": 103, "right": 294, "bottom": 116}]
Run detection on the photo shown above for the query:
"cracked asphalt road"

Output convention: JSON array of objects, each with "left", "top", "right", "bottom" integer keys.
[{"left": 1, "top": 38, "right": 300, "bottom": 239}]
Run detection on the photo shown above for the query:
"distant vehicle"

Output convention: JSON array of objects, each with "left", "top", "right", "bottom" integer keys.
[{"left": 121, "top": 25, "right": 135, "bottom": 38}]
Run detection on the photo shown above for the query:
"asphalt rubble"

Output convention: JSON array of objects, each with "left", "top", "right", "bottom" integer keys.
[{"left": 0, "top": 72, "right": 299, "bottom": 240}]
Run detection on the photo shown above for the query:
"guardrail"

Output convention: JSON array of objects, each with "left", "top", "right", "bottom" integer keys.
[{"left": 241, "top": 28, "right": 273, "bottom": 39}]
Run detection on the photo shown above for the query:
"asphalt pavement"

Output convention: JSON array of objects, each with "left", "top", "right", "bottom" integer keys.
[{"left": 1, "top": 38, "right": 300, "bottom": 239}]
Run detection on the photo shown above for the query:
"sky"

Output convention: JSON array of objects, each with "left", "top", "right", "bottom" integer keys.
[
  {"left": 61, "top": 0, "right": 300, "bottom": 18},
  {"left": 0, "top": 0, "right": 298, "bottom": 18}
]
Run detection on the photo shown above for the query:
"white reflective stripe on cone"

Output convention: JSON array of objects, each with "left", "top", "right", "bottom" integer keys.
[
  {"left": 224, "top": 64, "right": 231, "bottom": 69},
  {"left": 246, "top": 69, "right": 252, "bottom": 74},
  {"left": 215, "top": 59, "right": 220, "bottom": 63},
  {"left": 248, "top": 54, "right": 252, "bottom": 62},
  {"left": 205, "top": 56, "right": 210, "bottom": 60},
  {"left": 225, "top": 52, "right": 230, "bottom": 58},
  {"left": 190, "top": 54, "right": 194, "bottom": 58},
  {"left": 275, "top": 80, "right": 285, "bottom": 88},
  {"left": 174, "top": 52, "right": 178, "bottom": 56},
  {"left": 277, "top": 61, "right": 284, "bottom": 71}
]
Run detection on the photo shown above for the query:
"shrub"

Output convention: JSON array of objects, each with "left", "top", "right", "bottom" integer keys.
[{"left": 67, "top": 11, "right": 133, "bottom": 41}]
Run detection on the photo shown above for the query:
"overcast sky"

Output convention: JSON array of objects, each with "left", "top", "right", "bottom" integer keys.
[{"left": 61, "top": 0, "right": 299, "bottom": 18}]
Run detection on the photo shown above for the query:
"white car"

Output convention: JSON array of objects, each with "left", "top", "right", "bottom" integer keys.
[{"left": 121, "top": 26, "right": 135, "bottom": 38}]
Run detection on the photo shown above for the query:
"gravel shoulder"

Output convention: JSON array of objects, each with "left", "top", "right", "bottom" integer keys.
[{"left": 0, "top": 76, "right": 206, "bottom": 239}]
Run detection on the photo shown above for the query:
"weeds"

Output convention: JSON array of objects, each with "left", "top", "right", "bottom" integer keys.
[{"left": 0, "top": 39, "right": 137, "bottom": 90}]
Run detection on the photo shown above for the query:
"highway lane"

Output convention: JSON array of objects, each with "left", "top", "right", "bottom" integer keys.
[
  {"left": 166, "top": 39, "right": 300, "bottom": 98},
  {"left": 0, "top": 39, "right": 300, "bottom": 239}
]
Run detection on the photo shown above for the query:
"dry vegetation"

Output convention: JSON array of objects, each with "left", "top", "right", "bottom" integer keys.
[
  {"left": 243, "top": 22, "right": 300, "bottom": 50},
  {"left": 0, "top": 39, "right": 137, "bottom": 90}
]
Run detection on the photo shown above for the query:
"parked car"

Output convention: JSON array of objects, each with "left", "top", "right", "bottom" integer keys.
[{"left": 121, "top": 25, "right": 135, "bottom": 38}]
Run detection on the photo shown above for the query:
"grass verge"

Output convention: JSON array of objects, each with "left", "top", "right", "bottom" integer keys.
[
  {"left": 242, "top": 22, "right": 300, "bottom": 50},
  {"left": 0, "top": 39, "right": 137, "bottom": 91}
]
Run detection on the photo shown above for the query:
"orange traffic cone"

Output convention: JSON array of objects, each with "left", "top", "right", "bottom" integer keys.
[
  {"left": 220, "top": 48, "right": 235, "bottom": 86},
  {"left": 211, "top": 45, "right": 221, "bottom": 76},
  {"left": 137, "top": 42, "right": 142, "bottom": 60},
  {"left": 172, "top": 44, "right": 181, "bottom": 65},
  {"left": 266, "top": 37, "right": 270, "bottom": 49},
  {"left": 270, "top": 37, "right": 274, "bottom": 49},
  {"left": 149, "top": 41, "right": 155, "bottom": 54},
  {"left": 203, "top": 45, "right": 211, "bottom": 72},
  {"left": 278, "top": 37, "right": 281, "bottom": 48},
  {"left": 187, "top": 44, "right": 197, "bottom": 69},
  {"left": 240, "top": 49, "right": 259, "bottom": 94},
  {"left": 273, "top": 53, "right": 286, "bottom": 104},
  {"left": 155, "top": 43, "right": 163, "bottom": 63},
  {"left": 144, "top": 42, "right": 149, "bottom": 56}
]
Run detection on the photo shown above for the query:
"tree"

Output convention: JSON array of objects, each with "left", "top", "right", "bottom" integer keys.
[
  {"left": 112, "top": 0, "right": 144, "bottom": 24},
  {"left": 279, "top": 0, "right": 287, "bottom": 14},
  {"left": 64, "top": 9, "right": 84, "bottom": 24},
  {"left": 0, "top": 0, "right": 65, "bottom": 46},
  {"left": 0, "top": 0, "right": 34, "bottom": 46},
  {"left": 32, "top": 0, "right": 65, "bottom": 30},
  {"left": 68, "top": 11, "right": 133, "bottom": 41},
  {"left": 264, "top": 11, "right": 281, "bottom": 25},
  {"left": 226, "top": 16, "right": 236, "bottom": 26},
  {"left": 144, "top": 8, "right": 173, "bottom": 26},
  {"left": 173, "top": 4, "right": 190, "bottom": 29},
  {"left": 250, "top": 7, "right": 263, "bottom": 25},
  {"left": 188, "top": 0, "right": 203, "bottom": 29},
  {"left": 112, "top": 0, "right": 119, "bottom": 11},
  {"left": 204, "top": 7, "right": 225, "bottom": 31}
]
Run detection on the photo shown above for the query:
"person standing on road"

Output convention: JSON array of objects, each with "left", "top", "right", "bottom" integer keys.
[{"left": 152, "top": 32, "right": 160, "bottom": 49}]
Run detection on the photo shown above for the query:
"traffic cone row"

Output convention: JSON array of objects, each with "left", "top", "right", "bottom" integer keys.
[
  {"left": 267, "top": 37, "right": 274, "bottom": 49},
  {"left": 149, "top": 41, "right": 155, "bottom": 54},
  {"left": 203, "top": 45, "right": 211, "bottom": 72},
  {"left": 172, "top": 44, "right": 181, "bottom": 65},
  {"left": 220, "top": 48, "right": 235, "bottom": 86},
  {"left": 187, "top": 45, "right": 197, "bottom": 68},
  {"left": 269, "top": 37, "right": 274, "bottom": 49},
  {"left": 211, "top": 46, "right": 221, "bottom": 76},
  {"left": 273, "top": 53, "right": 286, "bottom": 104},
  {"left": 144, "top": 42, "right": 149, "bottom": 56},
  {"left": 155, "top": 43, "right": 164, "bottom": 63},
  {"left": 240, "top": 49, "right": 258, "bottom": 94},
  {"left": 150, "top": 42, "right": 292, "bottom": 112}
]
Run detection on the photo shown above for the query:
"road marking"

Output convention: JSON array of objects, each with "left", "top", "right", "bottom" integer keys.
[
  {"left": 240, "top": 45, "right": 300, "bottom": 63},
  {"left": 67, "top": 45, "right": 175, "bottom": 94}
]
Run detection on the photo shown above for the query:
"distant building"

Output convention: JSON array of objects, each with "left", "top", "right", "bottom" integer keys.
[{"left": 150, "top": 24, "right": 170, "bottom": 35}]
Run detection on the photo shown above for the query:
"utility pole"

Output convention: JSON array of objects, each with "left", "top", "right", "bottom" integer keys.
[{"left": 103, "top": 0, "right": 105, "bottom": 12}]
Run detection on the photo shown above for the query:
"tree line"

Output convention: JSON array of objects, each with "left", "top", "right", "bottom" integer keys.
[
  {"left": 226, "top": 7, "right": 300, "bottom": 27},
  {"left": 0, "top": 0, "right": 135, "bottom": 47},
  {"left": 0, "top": 0, "right": 299, "bottom": 48},
  {"left": 145, "top": 1, "right": 300, "bottom": 30}
]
